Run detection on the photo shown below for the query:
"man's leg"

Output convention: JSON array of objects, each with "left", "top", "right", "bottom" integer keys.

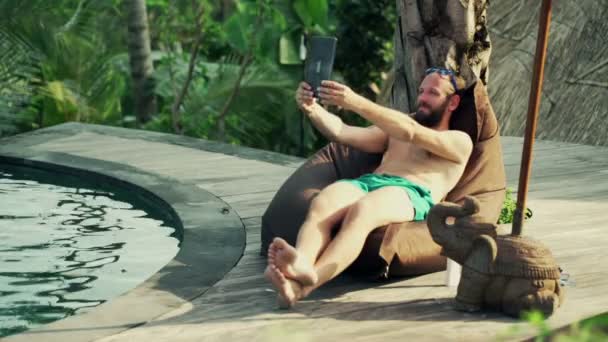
[
  {"left": 310, "top": 186, "right": 415, "bottom": 290},
  {"left": 295, "top": 181, "right": 367, "bottom": 262},
  {"left": 265, "top": 181, "right": 365, "bottom": 306}
]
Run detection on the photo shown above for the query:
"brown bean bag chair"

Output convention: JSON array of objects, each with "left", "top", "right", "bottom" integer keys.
[{"left": 260, "top": 80, "right": 506, "bottom": 279}]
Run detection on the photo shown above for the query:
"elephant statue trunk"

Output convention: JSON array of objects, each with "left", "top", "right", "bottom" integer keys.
[{"left": 427, "top": 196, "right": 496, "bottom": 264}]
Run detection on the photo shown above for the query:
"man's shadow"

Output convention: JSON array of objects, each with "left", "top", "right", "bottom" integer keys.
[
  {"left": 294, "top": 273, "right": 511, "bottom": 322},
  {"left": 144, "top": 269, "right": 514, "bottom": 329}
]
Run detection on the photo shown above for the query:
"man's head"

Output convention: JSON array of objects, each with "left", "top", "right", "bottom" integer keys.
[{"left": 414, "top": 68, "right": 464, "bottom": 128}]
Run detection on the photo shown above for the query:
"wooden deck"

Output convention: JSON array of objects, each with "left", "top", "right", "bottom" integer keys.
[{"left": 4, "top": 124, "right": 608, "bottom": 341}]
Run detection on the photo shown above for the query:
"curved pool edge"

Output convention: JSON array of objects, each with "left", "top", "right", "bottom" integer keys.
[{"left": 0, "top": 151, "right": 246, "bottom": 342}]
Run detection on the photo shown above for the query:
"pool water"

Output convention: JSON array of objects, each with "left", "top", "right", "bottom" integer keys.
[{"left": 0, "top": 164, "right": 180, "bottom": 337}]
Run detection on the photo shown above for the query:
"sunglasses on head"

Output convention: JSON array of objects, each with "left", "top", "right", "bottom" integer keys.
[{"left": 425, "top": 67, "right": 458, "bottom": 92}]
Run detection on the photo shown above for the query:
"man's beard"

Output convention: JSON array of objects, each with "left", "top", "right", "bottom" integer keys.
[{"left": 413, "top": 98, "right": 450, "bottom": 127}]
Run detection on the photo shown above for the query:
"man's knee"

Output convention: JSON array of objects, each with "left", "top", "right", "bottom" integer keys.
[
  {"left": 343, "top": 199, "right": 376, "bottom": 225},
  {"left": 308, "top": 194, "right": 333, "bottom": 217},
  {"left": 306, "top": 196, "right": 344, "bottom": 229}
]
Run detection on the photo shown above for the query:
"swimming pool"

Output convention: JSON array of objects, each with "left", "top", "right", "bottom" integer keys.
[{"left": 0, "top": 163, "right": 180, "bottom": 337}]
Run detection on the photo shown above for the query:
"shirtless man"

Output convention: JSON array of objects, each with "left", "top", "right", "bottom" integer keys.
[{"left": 264, "top": 67, "right": 473, "bottom": 308}]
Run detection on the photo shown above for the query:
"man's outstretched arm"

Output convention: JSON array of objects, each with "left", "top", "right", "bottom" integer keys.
[
  {"left": 318, "top": 81, "right": 472, "bottom": 163},
  {"left": 296, "top": 82, "right": 388, "bottom": 153},
  {"left": 353, "top": 96, "right": 472, "bottom": 163}
]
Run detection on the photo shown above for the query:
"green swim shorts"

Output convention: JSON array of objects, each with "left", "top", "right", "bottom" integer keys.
[{"left": 339, "top": 173, "right": 434, "bottom": 221}]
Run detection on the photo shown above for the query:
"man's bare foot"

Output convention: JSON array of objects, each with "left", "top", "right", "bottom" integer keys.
[
  {"left": 268, "top": 237, "right": 318, "bottom": 286},
  {"left": 264, "top": 264, "right": 304, "bottom": 309}
]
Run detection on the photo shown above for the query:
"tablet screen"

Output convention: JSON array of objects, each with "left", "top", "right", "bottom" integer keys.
[{"left": 304, "top": 36, "right": 337, "bottom": 97}]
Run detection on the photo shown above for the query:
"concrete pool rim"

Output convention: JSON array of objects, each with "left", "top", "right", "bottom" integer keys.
[{"left": 0, "top": 125, "right": 254, "bottom": 341}]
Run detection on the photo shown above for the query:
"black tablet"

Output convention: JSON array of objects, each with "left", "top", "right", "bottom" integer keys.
[{"left": 304, "top": 36, "right": 337, "bottom": 98}]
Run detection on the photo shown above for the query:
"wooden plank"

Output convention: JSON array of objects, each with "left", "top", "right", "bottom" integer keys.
[
  {"left": 513, "top": 171, "right": 608, "bottom": 197},
  {"left": 500, "top": 137, "right": 575, "bottom": 153},
  {"left": 242, "top": 217, "right": 262, "bottom": 226},
  {"left": 35, "top": 131, "right": 230, "bottom": 162},
  {"left": 505, "top": 164, "right": 608, "bottom": 185},
  {"left": 502, "top": 143, "right": 596, "bottom": 158},
  {"left": 503, "top": 149, "right": 608, "bottom": 167},
  {"left": 35, "top": 132, "right": 292, "bottom": 183},
  {"left": 195, "top": 169, "right": 292, "bottom": 196},
  {"left": 220, "top": 191, "right": 276, "bottom": 219}
]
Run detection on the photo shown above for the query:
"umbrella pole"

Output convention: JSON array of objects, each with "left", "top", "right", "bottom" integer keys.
[{"left": 512, "top": 0, "right": 553, "bottom": 236}]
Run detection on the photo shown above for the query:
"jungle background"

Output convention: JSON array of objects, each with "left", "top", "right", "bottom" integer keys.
[{"left": 1, "top": 0, "right": 606, "bottom": 158}]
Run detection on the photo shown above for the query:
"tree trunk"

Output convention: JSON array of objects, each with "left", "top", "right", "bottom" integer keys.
[
  {"left": 219, "top": 0, "right": 236, "bottom": 20},
  {"left": 126, "top": 0, "right": 156, "bottom": 125},
  {"left": 391, "top": 0, "right": 491, "bottom": 112}
]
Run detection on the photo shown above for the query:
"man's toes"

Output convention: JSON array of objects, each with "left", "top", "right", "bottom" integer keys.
[
  {"left": 272, "top": 265, "right": 287, "bottom": 283},
  {"left": 268, "top": 249, "right": 276, "bottom": 259},
  {"left": 273, "top": 237, "right": 289, "bottom": 249},
  {"left": 263, "top": 265, "right": 273, "bottom": 279},
  {"left": 268, "top": 252, "right": 276, "bottom": 262},
  {"left": 269, "top": 238, "right": 281, "bottom": 250}
]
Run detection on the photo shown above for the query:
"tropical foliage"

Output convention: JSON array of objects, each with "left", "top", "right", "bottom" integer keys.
[
  {"left": 0, "top": 0, "right": 397, "bottom": 157},
  {"left": 0, "top": 0, "right": 129, "bottom": 133},
  {"left": 334, "top": 0, "right": 396, "bottom": 100}
]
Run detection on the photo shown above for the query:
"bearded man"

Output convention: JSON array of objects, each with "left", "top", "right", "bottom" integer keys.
[{"left": 265, "top": 67, "right": 472, "bottom": 308}]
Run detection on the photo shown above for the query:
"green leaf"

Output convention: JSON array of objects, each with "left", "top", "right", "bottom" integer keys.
[
  {"left": 308, "top": 0, "right": 329, "bottom": 28},
  {"left": 146, "top": 0, "right": 169, "bottom": 8},
  {"left": 267, "top": 4, "right": 288, "bottom": 31},
  {"left": 223, "top": 13, "right": 249, "bottom": 54},
  {"left": 581, "top": 312, "right": 608, "bottom": 329},
  {"left": 279, "top": 31, "right": 303, "bottom": 65},
  {"left": 273, "top": 0, "right": 301, "bottom": 27},
  {"left": 293, "top": 0, "right": 328, "bottom": 29},
  {"left": 293, "top": 0, "right": 313, "bottom": 28}
]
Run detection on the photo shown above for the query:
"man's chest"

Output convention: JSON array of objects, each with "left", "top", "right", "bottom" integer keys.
[
  {"left": 385, "top": 138, "right": 460, "bottom": 172},
  {"left": 386, "top": 138, "right": 430, "bottom": 162}
]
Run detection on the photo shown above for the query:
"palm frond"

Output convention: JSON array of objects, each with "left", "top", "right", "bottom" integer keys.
[
  {"left": 0, "top": 27, "right": 42, "bottom": 136},
  {"left": 174, "top": 59, "right": 301, "bottom": 149},
  {"left": 180, "top": 61, "right": 290, "bottom": 113},
  {"left": 0, "top": 0, "right": 129, "bottom": 133}
]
